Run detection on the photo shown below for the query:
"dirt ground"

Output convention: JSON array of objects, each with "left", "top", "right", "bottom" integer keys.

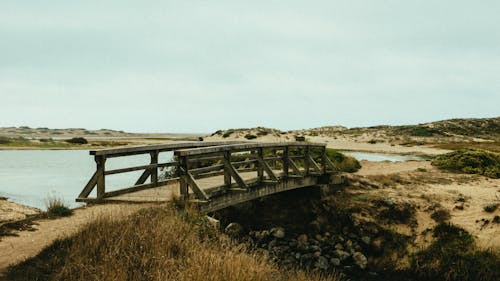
[
  {"left": 351, "top": 161, "right": 500, "bottom": 249},
  {"left": 0, "top": 203, "right": 157, "bottom": 275}
]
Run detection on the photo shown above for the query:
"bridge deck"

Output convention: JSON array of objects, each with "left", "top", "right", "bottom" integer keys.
[{"left": 108, "top": 170, "right": 266, "bottom": 202}]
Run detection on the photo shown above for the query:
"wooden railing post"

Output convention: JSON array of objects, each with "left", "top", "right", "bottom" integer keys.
[
  {"left": 95, "top": 155, "right": 106, "bottom": 199},
  {"left": 283, "top": 146, "right": 289, "bottom": 177},
  {"left": 257, "top": 147, "right": 264, "bottom": 182},
  {"left": 150, "top": 150, "right": 159, "bottom": 186},
  {"left": 179, "top": 156, "right": 189, "bottom": 200},
  {"left": 321, "top": 146, "right": 327, "bottom": 174},
  {"left": 304, "top": 146, "right": 310, "bottom": 175},
  {"left": 224, "top": 151, "right": 231, "bottom": 187}
]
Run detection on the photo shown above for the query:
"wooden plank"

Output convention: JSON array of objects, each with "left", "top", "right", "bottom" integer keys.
[
  {"left": 135, "top": 169, "right": 151, "bottom": 185},
  {"left": 307, "top": 154, "right": 322, "bottom": 173},
  {"left": 186, "top": 172, "right": 209, "bottom": 200},
  {"left": 257, "top": 157, "right": 278, "bottom": 181},
  {"left": 288, "top": 158, "right": 303, "bottom": 176},
  {"left": 78, "top": 171, "right": 98, "bottom": 198},
  {"left": 190, "top": 164, "right": 224, "bottom": 175},
  {"left": 174, "top": 142, "right": 326, "bottom": 157},
  {"left": 105, "top": 161, "right": 178, "bottom": 176},
  {"left": 224, "top": 151, "right": 231, "bottom": 187},
  {"left": 95, "top": 155, "right": 106, "bottom": 199},
  {"left": 90, "top": 141, "right": 245, "bottom": 157},
  {"left": 283, "top": 146, "right": 289, "bottom": 177},
  {"left": 325, "top": 156, "right": 338, "bottom": 171},
  {"left": 150, "top": 150, "right": 159, "bottom": 185},
  {"left": 102, "top": 178, "right": 178, "bottom": 198},
  {"left": 304, "top": 146, "right": 310, "bottom": 175},
  {"left": 226, "top": 162, "right": 249, "bottom": 189},
  {"left": 257, "top": 147, "right": 264, "bottom": 182}
]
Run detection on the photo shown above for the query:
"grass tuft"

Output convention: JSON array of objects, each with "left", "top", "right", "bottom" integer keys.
[{"left": 45, "top": 198, "right": 73, "bottom": 218}]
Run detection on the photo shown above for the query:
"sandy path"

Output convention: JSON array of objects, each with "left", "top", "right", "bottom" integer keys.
[{"left": 0, "top": 203, "right": 155, "bottom": 274}]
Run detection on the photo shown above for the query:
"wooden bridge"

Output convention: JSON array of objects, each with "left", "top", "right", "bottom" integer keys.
[{"left": 77, "top": 141, "right": 343, "bottom": 212}]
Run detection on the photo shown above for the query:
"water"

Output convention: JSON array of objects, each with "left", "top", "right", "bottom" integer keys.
[
  {"left": 341, "top": 151, "right": 426, "bottom": 162},
  {"left": 0, "top": 150, "right": 173, "bottom": 210}
]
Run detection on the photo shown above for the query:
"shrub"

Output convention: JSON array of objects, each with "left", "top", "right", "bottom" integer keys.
[
  {"left": 0, "top": 136, "right": 11, "bottom": 144},
  {"left": 411, "top": 223, "right": 500, "bottom": 281},
  {"left": 46, "top": 198, "right": 73, "bottom": 217},
  {"left": 244, "top": 134, "right": 257, "bottom": 140},
  {"left": 325, "top": 149, "right": 361, "bottom": 173},
  {"left": 222, "top": 131, "right": 233, "bottom": 138},
  {"left": 483, "top": 203, "right": 498, "bottom": 213},
  {"left": 431, "top": 148, "right": 500, "bottom": 178},
  {"left": 65, "top": 137, "right": 88, "bottom": 144}
]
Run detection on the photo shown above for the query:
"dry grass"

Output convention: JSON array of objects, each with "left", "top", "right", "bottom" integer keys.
[{"left": 2, "top": 205, "right": 342, "bottom": 281}]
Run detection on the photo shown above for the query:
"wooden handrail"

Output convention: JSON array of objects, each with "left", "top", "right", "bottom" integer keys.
[
  {"left": 174, "top": 142, "right": 326, "bottom": 157},
  {"left": 90, "top": 141, "right": 245, "bottom": 157}
]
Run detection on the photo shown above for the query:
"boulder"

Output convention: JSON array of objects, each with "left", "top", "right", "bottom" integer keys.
[
  {"left": 315, "top": 256, "right": 329, "bottom": 270},
  {"left": 270, "top": 227, "right": 286, "bottom": 239},
  {"left": 352, "top": 252, "right": 368, "bottom": 269},
  {"left": 224, "top": 222, "right": 243, "bottom": 238}
]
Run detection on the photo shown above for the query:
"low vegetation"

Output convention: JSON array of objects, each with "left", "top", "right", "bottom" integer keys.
[
  {"left": 324, "top": 148, "right": 361, "bottom": 173},
  {"left": 431, "top": 148, "right": 500, "bottom": 178},
  {"left": 245, "top": 134, "right": 258, "bottom": 140},
  {"left": 64, "top": 137, "right": 88, "bottom": 144},
  {"left": 45, "top": 198, "right": 73, "bottom": 218},
  {"left": 2, "top": 206, "right": 340, "bottom": 281},
  {"left": 410, "top": 223, "right": 500, "bottom": 281}
]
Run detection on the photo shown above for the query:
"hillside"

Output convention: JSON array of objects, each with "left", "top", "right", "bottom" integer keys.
[{"left": 207, "top": 117, "right": 500, "bottom": 154}]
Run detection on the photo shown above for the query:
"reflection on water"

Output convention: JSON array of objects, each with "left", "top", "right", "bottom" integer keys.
[
  {"left": 0, "top": 150, "right": 173, "bottom": 209},
  {"left": 341, "top": 151, "right": 426, "bottom": 162}
]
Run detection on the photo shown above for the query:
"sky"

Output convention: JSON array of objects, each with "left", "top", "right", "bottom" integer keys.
[{"left": 0, "top": 1, "right": 499, "bottom": 133}]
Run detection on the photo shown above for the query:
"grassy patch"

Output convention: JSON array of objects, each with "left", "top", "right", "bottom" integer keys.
[
  {"left": 431, "top": 148, "right": 500, "bottom": 178},
  {"left": 410, "top": 223, "right": 500, "bottom": 281},
  {"left": 64, "top": 137, "right": 88, "bottom": 144},
  {"left": 45, "top": 198, "right": 72, "bottom": 218},
  {"left": 1, "top": 206, "right": 341, "bottom": 281},
  {"left": 244, "top": 134, "right": 258, "bottom": 140},
  {"left": 323, "top": 148, "right": 361, "bottom": 173}
]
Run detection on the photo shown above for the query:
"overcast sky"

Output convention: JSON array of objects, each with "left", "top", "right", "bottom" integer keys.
[{"left": 1, "top": 1, "right": 499, "bottom": 133}]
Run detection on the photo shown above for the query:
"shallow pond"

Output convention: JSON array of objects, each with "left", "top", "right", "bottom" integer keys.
[
  {"left": 341, "top": 151, "right": 426, "bottom": 162},
  {"left": 0, "top": 150, "right": 173, "bottom": 209}
]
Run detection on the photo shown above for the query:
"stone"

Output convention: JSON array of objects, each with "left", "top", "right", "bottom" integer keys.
[
  {"left": 352, "top": 252, "right": 368, "bottom": 269},
  {"left": 224, "top": 222, "right": 243, "bottom": 238},
  {"left": 271, "top": 227, "right": 286, "bottom": 239},
  {"left": 204, "top": 216, "right": 220, "bottom": 230},
  {"left": 335, "top": 243, "right": 343, "bottom": 250},
  {"left": 334, "top": 250, "right": 351, "bottom": 261},
  {"left": 255, "top": 230, "right": 270, "bottom": 240},
  {"left": 313, "top": 251, "right": 321, "bottom": 258},
  {"left": 331, "top": 258, "right": 341, "bottom": 267},
  {"left": 315, "top": 256, "right": 329, "bottom": 270},
  {"left": 361, "top": 236, "right": 371, "bottom": 245},
  {"left": 297, "top": 234, "right": 308, "bottom": 244}
]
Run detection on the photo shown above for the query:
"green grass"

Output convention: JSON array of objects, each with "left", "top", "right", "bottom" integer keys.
[
  {"left": 431, "top": 148, "right": 500, "bottom": 178},
  {"left": 324, "top": 148, "right": 361, "bottom": 173}
]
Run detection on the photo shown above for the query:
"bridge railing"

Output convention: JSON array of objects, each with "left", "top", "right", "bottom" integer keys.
[
  {"left": 76, "top": 141, "right": 244, "bottom": 202},
  {"left": 174, "top": 142, "right": 337, "bottom": 202}
]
